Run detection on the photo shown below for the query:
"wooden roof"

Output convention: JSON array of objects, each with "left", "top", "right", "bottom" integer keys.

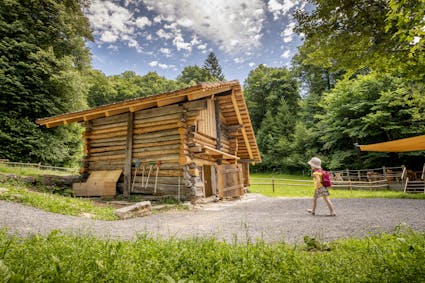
[{"left": 37, "top": 81, "right": 261, "bottom": 162}]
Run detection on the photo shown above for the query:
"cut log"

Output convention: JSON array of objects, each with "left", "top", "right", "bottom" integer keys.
[
  {"left": 134, "top": 104, "right": 182, "bottom": 120},
  {"left": 133, "top": 123, "right": 179, "bottom": 135},
  {"left": 115, "top": 201, "right": 152, "bottom": 219},
  {"left": 183, "top": 99, "right": 207, "bottom": 111},
  {"left": 134, "top": 112, "right": 182, "bottom": 124},
  {"left": 92, "top": 113, "right": 128, "bottom": 126}
]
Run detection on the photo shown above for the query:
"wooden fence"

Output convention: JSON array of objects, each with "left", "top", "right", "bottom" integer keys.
[
  {"left": 0, "top": 160, "right": 78, "bottom": 175},
  {"left": 250, "top": 176, "right": 390, "bottom": 192},
  {"left": 250, "top": 178, "right": 312, "bottom": 193}
]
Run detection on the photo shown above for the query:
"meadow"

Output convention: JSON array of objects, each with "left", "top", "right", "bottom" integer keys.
[
  {"left": 1, "top": 169, "right": 425, "bottom": 281},
  {"left": 249, "top": 173, "right": 425, "bottom": 199},
  {"left": 0, "top": 226, "right": 424, "bottom": 282}
]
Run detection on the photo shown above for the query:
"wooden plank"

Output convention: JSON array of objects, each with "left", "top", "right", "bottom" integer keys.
[
  {"left": 230, "top": 90, "right": 253, "bottom": 160},
  {"left": 91, "top": 121, "right": 127, "bottom": 131},
  {"left": 129, "top": 101, "right": 157, "bottom": 112},
  {"left": 183, "top": 99, "right": 207, "bottom": 111},
  {"left": 87, "top": 130, "right": 128, "bottom": 140},
  {"left": 133, "top": 144, "right": 180, "bottom": 153},
  {"left": 90, "top": 141, "right": 127, "bottom": 148},
  {"left": 92, "top": 113, "right": 128, "bottom": 126},
  {"left": 132, "top": 129, "right": 180, "bottom": 140},
  {"left": 134, "top": 113, "right": 182, "bottom": 124},
  {"left": 133, "top": 123, "right": 179, "bottom": 135},
  {"left": 133, "top": 138, "right": 180, "bottom": 148},
  {"left": 89, "top": 154, "right": 126, "bottom": 162},
  {"left": 134, "top": 104, "right": 182, "bottom": 120},
  {"left": 214, "top": 99, "right": 221, "bottom": 150},
  {"left": 156, "top": 96, "right": 186, "bottom": 107},
  {"left": 123, "top": 112, "right": 134, "bottom": 196},
  {"left": 134, "top": 118, "right": 180, "bottom": 129},
  {"left": 90, "top": 125, "right": 127, "bottom": 135}
]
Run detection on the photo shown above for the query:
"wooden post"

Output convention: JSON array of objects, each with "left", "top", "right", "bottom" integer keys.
[
  {"left": 272, "top": 176, "right": 275, "bottom": 193},
  {"left": 214, "top": 98, "right": 221, "bottom": 150},
  {"left": 123, "top": 112, "right": 134, "bottom": 197}
]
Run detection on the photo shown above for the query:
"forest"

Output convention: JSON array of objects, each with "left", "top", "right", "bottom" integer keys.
[{"left": 1, "top": 0, "right": 424, "bottom": 173}]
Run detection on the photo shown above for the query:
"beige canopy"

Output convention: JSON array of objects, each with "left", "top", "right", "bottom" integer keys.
[{"left": 358, "top": 135, "right": 425, "bottom": 152}]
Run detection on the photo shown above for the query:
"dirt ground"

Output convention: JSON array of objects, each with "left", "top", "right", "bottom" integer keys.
[{"left": 1, "top": 193, "right": 425, "bottom": 244}]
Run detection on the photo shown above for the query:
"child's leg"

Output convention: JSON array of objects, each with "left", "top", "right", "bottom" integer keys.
[
  {"left": 323, "top": 196, "right": 336, "bottom": 215},
  {"left": 310, "top": 196, "right": 318, "bottom": 214}
]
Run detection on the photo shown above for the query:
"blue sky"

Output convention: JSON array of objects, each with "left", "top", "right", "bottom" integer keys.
[{"left": 84, "top": 0, "right": 307, "bottom": 84}]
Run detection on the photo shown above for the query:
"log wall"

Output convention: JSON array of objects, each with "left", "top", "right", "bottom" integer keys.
[{"left": 81, "top": 96, "right": 246, "bottom": 201}]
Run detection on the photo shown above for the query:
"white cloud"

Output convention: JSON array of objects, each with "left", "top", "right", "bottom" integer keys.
[
  {"left": 281, "top": 50, "right": 291, "bottom": 58},
  {"left": 173, "top": 34, "right": 192, "bottom": 51},
  {"left": 149, "top": 60, "right": 175, "bottom": 69},
  {"left": 100, "top": 31, "right": 119, "bottom": 42},
  {"left": 86, "top": 1, "right": 143, "bottom": 51},
  {"left": 234, "top": 57, "right": 245, "bottom": 64},
  {"left": 249, "top": 62, "right": 256, "bottom": 67},
  {"left": 160, "top": 47, "right": 172, "bottom": 57},
  {"left": 135, "top": 16, "right": 152, "bottom": 28},
  {"left": 197, "top": 43, "right": 207, "bottom": 50},
  {"left": 142, "top": 0, "right": 266, "bottom": 53},
  {"left": 156, "top": 29, "right": 173, "bottom": 40},
  {"left": 267, "top": 0, "right": 301, "bottom": 20},
  {"left": 177, "top": 18, "right": 194, "bottom": 28},
  {"left": 281, "top": 21, "right": 296, "bottom": 43}
]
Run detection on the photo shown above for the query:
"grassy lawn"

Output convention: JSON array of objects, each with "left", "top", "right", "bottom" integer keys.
[
  {"left": 0, "top": 227, "right": 424, "bottom": 282},
  {"left": 0, "top": 163, "right": 76, "bottom": 176},
  {"left": 250, "top": 173, "right": 425, "bottom": 199},
  {"left": 0, "top": 180, "right": 118, "bottom": 220}
]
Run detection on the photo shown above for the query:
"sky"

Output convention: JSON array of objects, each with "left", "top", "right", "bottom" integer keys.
[{"left": 84, "top": 0, "right": 308, "bottom": 84}]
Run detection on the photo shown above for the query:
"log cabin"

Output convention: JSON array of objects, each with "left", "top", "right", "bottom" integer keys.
[{"left": 36, "top": 81, "right": 261, "bottom": 201}]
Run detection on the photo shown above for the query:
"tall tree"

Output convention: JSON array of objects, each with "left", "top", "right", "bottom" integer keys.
[
  {"left": 318, "top": 73, "right": 425, "bottom": 169},
  {"left": 177, "top": 65, "right": 214, "bottom": 85},
  {"left": 0, "top": 0, "right": 92, "bottom": 165},
  {"left": 244, "top": 65, "right": 300, "bottom": 172},
  {"left": 203, "top": 52, "right": 225, "bottom": 81},
  {"left": 294, "top": 0, "right": 425, "bottom": 79}
]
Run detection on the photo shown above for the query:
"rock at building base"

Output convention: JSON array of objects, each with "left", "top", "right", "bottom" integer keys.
[{"left": 115, "top": 201, "right": 152, "bottom": 219}]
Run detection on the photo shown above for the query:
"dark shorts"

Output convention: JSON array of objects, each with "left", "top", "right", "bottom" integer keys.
[{"left": 314, "top": 187, "right": 330, "bottom": 198}]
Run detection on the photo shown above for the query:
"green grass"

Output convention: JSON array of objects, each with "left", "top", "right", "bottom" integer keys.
[
  {"left": 0, "top": 181, "right": 118, "bottom": 221},
  {"left": 0, "top": 164, "right": 76, "bottom": 177},
  {"left": 0, "top": 226, "right": 424, "bottom": 282},
  {"left": 250, "top": 173, "right": 425, "bottom": 199}
]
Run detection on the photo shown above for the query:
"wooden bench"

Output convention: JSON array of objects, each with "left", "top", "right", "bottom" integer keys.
[{"left": 73, "top": 170, "right": 122, "bottom": 197}]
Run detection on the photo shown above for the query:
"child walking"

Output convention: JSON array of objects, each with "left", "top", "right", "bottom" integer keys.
[{"left": 307, "top": 157, "right": 336, "bottom": 216}]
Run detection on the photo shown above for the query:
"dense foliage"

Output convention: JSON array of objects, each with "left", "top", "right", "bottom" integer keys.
[
  {"left": 244, "top": 65, "right": 301, "bottom": 172},
  {"left": 87, "top": 70, "right": 184, "bottom": 107},
  {"left": 1, "top": 0, "right": 424, "bottom": 172},
  {"left": 1, "top": 228, "right": 424, "bottom": 282},
  {"left": 0, "top": 0, "right": 92, "bottom": 166}
]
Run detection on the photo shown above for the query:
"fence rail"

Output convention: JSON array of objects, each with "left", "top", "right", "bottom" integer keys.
[
  {"left": 250, "top": 177, "right": 390, "bottom": 192},
  {"left": 0, "top": 160, "right": 78, "bottom": 175},
  {"left": 250, "top": 178, "right": 312, "bottom": 193}
]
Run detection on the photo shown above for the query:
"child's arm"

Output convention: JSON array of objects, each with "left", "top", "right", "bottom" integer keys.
[{"left": 313, "top": 172, "right": 322, "bottom": 190}]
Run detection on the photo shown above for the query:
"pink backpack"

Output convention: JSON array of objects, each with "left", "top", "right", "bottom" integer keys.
[{"left": 319, "top": 169, "right": 332, "bottom": 188}]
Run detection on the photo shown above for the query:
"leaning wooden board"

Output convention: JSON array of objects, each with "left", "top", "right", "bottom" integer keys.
[{"left": 73, "top": 170, "right": 122, "bottom": 197}]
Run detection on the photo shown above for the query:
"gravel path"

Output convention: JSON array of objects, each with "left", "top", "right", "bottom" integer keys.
[{"left": 1, "top": 194, "right": 424, "bottom": 244}]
